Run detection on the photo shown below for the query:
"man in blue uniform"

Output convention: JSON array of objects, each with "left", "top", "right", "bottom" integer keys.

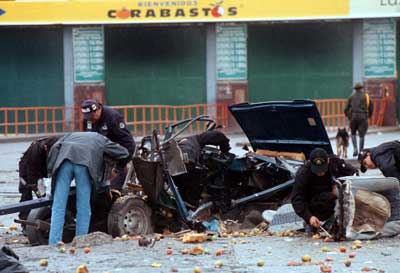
[{"left": 81, "top": 99, "right": 135, "bottom": 190}]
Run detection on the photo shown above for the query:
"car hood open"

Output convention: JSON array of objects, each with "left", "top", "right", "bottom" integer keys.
[{"left": 229, "top": 100, "right": 333, "bottom": 159}]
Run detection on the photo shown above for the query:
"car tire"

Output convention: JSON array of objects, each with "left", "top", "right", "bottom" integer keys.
[
  {"left": 26, "top": 206, "right": 75, "bottom": 246},
  {"left": 107, "top": 196, "right": 153, "bottom": 237}
]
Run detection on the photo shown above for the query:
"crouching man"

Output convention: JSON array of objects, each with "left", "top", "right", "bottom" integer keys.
[
  {"left": 47, "top": 132, "right": 129, "bottom": 245},
  {"left": 359, "top": 141, "right": 400, "bottom": 178},
  {"left": 291, "top": 148, "right": 357, "bottom": 235}
]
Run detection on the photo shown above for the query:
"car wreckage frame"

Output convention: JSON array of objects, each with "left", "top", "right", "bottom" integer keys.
[{"left": 6, "top": 100, "right": 388, "bottom": 245}]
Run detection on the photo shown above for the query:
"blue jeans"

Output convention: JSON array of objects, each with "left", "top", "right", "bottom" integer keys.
[{"left": 49, "top": 160, "right": 92, "bottom": 245}]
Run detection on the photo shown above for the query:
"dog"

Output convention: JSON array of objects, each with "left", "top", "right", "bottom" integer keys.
[{"left": 336, "top": 127, "right": 349, "bottom": 158}]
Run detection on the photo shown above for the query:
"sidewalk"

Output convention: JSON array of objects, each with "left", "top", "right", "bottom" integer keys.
[{"left": 0, "top": 126, "right": 398, "bottom": 144}]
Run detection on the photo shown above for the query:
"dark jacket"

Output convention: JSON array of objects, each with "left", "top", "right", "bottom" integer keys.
[
  {"left": 47, "top": 132, "right": 130, "bottom": 191},
  {"left": 370, "top": 141, "right": 400, "bottom": 179},
  {"left": 83, "top": 105, "right": 135, "bottom": 159},
  {"left": 178, "top": 130, "right": 231, "bottom": 165},
  {"left": 344, "top": 91, "right": 374, "bottom": 120},
  {"left": 18, "top": 136, "right": 61, "bottom": 191},
  {"left": 291, "top": 156, "right": 358, "bottom": 222}
]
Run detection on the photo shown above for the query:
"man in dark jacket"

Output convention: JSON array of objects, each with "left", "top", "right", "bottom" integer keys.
[
  {"left": 360, "top": 141, "right": 400, "bottom": 178},
  {"left": 176, "top": 130, "right": 231, "bottom": 209},
  {"left": 81, "top": 99, "right": 135, "bottom": 190},
  {"left": 291, "top": 148, "right": 358, "bottom": 235},
  {"left": 18, "top": 136, "right": 61, "bottom": 222},
  {"left": 47, "top": 132, "right": 129, "bottom": 245},
  {"left": 344, "top": 82, "right": 374, "bottom": 158}
]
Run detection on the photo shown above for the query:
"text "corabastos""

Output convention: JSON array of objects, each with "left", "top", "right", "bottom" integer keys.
[{"left": 108, "top": 6, "right": 238, "bottom": 19}]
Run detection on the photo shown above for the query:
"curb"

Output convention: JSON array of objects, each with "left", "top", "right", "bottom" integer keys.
[{"left": 0, "top": 126, "right": 398, "bottom": 144}]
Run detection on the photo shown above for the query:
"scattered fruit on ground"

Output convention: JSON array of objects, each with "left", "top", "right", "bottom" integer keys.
[
  {"left": 301, "top": 255, "right": 312, "bottom": 262},
  {"left": 350, "top": 245, "right": 358, "bottom": 250},
  {"left": 166, "top": 248, "right": 173, "bottom": 255},
  {"left": 121, "top": 234, "right": 130, "bottom": 241},
  {"left": 76, "top": 265, "right": 89, "bottom": 273},
  {"left": 320, "top": 265, "right": 332, "bottom": 272},
  {"left": 344, "top": 260, "right": 352, "bottom": 267},
  {"left": 325, "top": 258, "right": 334, "bottom": 262},
  {"left": 151, "top": 263, "right": 162, "bottom": 268},
  {"left": 215, "top": 249, "right": 224, "bottom": 256},
  {"left": 239, "top": 232, "right": 246, "bottom": 237},
  {"left": 170, "top": 267, "right": 178, "bottom": 272},
  {"left": 8, "top": 225, "right": 18, "bottom": 231},
  {"left": 349, "top": 253, "right": 356, "bottom": 258},
  {"left": 189, "top": 246, "right": 204, "bottom": 255},
  {"left": 84, "top": 247, "right": 91, "bottom": 254},
  {"left": 58, "top": 247, "right": 66, "bottom": 253},
  {"left": 257, "top": 261, "right": 265, "bottom": 267},
  {"left": 324, "top": 237, "right": 334, "bottom": 242},
  {"left": 181, "top": 249, "right": 189, "bottom": 255},
  {"left": 39, "top": 259, "right": 48, "bottom": 267},
  {"left": 312, "top": 234, "right": 321, "bottom": 239},
  {"left": 69, "top": 247, "right": 76, "bottom": 255},
  {"left": 182, "top": 233, "right": 207, "bottom": 243},
  {"left": 214, "top": 260, "right": 223, "bottom": 268},
  {"left": 56, "top": 241, "right": 65, "bottom": 247},
  {"left": 322, "top": 246, "right": 328, "bottom": 252},
  {"left": 232, "top": 231, "right": 240, "bottom": 238},
  {"left": 287, "top": 261, "right": 301, "bottom": 266},
  {"left": 193, "top": 266, "right": 201, "bottom": 273},
  {"left": 361, "top": 267, "right": 372, "bottom": 272},
  {"left": 339, "top": 246, "right": 347, "bottom": 253}
]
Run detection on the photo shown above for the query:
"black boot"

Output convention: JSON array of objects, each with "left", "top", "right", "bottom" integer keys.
[
  {"left": 351, "top": 135, "right": 358, "bottom": 157},
  {"left": 359, "top": 137, "right": 365, "bottom": 152}
]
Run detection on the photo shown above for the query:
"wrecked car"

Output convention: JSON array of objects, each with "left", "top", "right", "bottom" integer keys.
[{"left": 0, "top": 100, "right": 350, "bottom": 244}]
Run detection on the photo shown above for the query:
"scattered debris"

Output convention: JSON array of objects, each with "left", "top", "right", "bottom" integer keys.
[
  {"left": 214, "top": 260, "right": 223, "bottom": 268},
  {"left": 39, "top": 259, "right": 48, "bottom": 267},
  {"left": 301, "top": 255, "right": 311, "bottom": 262},
  {"left": 182, "top": 233, "right": 207, "bottom": 243},
  {"left": 151, "top": 263, "right": 162, "bottom": 268},
  {"left": 76, "top": 265, "right": 89, "bottom": 273},
  {"left": 72, "top": 232, "right": 113, "bottom": 248},
  {"left": 257, "top": 261, "right": 265, "bottom": 267}
]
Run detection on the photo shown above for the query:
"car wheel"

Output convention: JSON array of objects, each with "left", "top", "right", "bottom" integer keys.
[
  {"left": 26, "top": 206, "right": 75, "bottom": 245},
  {"left": 107, "top": 196, "right": 153, "bottom": 237}
]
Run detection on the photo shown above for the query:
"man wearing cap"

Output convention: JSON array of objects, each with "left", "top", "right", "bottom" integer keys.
[
  {"left": 344, "top": 83, "right": 374, "bottom": 158},
  {"left": 81, "top": 99, "right": 135, "bottom": 190},
  {"left": 291, "top": 148, "right": 357, "bottom": 235},
  {"left": 359, "top": 141, "right": 400, "bottom": 178}
]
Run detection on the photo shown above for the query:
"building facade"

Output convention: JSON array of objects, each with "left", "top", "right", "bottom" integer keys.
[{"left": 0, "top": 0, "right": 398, "bottom": 123}]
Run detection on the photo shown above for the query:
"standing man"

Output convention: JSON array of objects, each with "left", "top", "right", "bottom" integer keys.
[
  {"left": 81, "top": 99, "right": 135, "bottom": 190},
  {"left": 359, "top": 141, "right": 400, "bottom": 178},
  {"left": 47, "top": 132, "right": 129, "bottom": 245},
  {"left": 344, "top": 82, "right": 374, "bottom": 158},
  {"left": 291, "top": 148, "right": 358, "bottom": 235}
]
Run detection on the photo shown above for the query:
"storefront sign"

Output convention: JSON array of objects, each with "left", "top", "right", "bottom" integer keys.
[
  {"left": 73, "top": 27, "right": 104, "bottom": 83},
  {"left": 216, "top": 25, "right": 247, "bottom": 80},
  {"left": 363, "top": 19, "right": 396, "bottom": 78},
  {"left": 0, "top": 0, "right": 348, "bottom": 25},
  {"left": 351, "top": 0, "right": 400, "bottom": 18}
]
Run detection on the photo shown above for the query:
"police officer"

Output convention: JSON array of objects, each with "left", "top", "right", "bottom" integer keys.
[
  {"left": 359, "top": 141, "right": 400, "bottom": 178},
  {"left": 81, "top": 99, "right": 135, "bottom": 190},
  {"left": 291, "top": 148, "right": 357, "bottom": 235},
  {"left": 344, "top": 82, "right": 374, "bottom": 158}
]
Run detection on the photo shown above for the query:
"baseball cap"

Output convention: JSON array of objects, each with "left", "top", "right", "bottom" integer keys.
[
  {"left": 309, "top": 148, "right": 329, "bottom": 174},
  {"left": 358, "top": 150, "right": 370, "bottom": 173},
  {"left": 81, "top": 99, "right": 100, "bottom": 119},
  {"left": 353, "top": 82, "right": 364, "bottom": 89}
]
